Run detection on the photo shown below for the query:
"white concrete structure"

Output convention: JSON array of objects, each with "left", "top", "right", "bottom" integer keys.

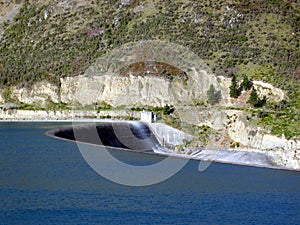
[{"left": 140, "top": 111, "right": 153, "bottom": 123}]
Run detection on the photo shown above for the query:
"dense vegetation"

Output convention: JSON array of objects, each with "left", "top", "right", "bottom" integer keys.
[
  {"left": 0, "top": 0, "right": 299, "bottom": 138},
  {"left": 0, "top": 0, "right": 298, "bottom": 85}
]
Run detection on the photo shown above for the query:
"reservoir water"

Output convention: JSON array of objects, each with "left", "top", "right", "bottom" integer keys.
[{"left": 0, "top": 122, "right": 299, "bottom": 224}]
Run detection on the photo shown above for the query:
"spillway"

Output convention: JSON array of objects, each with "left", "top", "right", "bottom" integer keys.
[
  {"left": 46, "top": 121, "right": 160, "bottom": 153},
  {"left": 46, "top": 121, "right": 297, "bottom": 171}
]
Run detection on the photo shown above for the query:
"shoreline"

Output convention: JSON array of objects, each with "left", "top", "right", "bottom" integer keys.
[{"left": 1, "top": 118, "right": 299, "bottom": 171}]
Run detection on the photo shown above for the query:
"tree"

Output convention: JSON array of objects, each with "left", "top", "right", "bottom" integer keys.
[
  {"left": 240, "top": 74, "right": 253, "bottom": 91},
  {"left": 162, "top": 105, "right": 174, "bottom": 115},
  {"left": 229, "top": 73, "right": 239, "bottom": 98},
  {"left": 247, "top": 88, "right": 261, "bottom": 107},
  {"left": 207, "top": 84, "right": 222, "bottom": 105}
]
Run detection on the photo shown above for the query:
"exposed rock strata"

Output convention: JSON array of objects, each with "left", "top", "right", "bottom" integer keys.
[
  {"left": 11, "top": 81, "right": 59, "bottom": 107},
  {"left": 2, "top": 73, "right": 284, "bottom": 108},
  {"left": 60, "top": 70, "right": 220, "bottom": 107}
]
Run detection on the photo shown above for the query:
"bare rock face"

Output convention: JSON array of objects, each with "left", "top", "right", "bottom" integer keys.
[
  {"left": 5, "top": 72, "right": 286, "bottom": 111},
  {"left": 226, "top": 111, "right": 265, "bottom": 148},
  {"left": 226, "top": 112, "right": 300, "bottom": 151},
  {"left": 267, "top": 148, "right": 300, "bottom": 170},
  {"left": 252, "top": 80, "right": 285, "bottom": 102},
  {"left": 61, "top": 75, "right": 184, "bottom": 107},
  {"left": 11, "top": 81, "right": 59, "bottom": 106},
  {"left": 177, "top": 108, "right": 228, "bottom": 131},
  {"left": 60, "top": 69, "right": 220, "bottom": 107},
  {"left": 60, "top": 76, "right": 81, "bottom": 103},
  {"left": 60, "top": 73, "right": 285, "bottom": 109},
  {"left": 217, "top": 76, "right": 231, "bottom": 100}
]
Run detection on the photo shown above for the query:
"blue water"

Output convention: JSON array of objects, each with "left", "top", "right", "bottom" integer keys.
[{"left": 0, "top": 122, "right": 299, "bottom": 225}]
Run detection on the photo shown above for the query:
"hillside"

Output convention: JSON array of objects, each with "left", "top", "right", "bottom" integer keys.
[{"left": 0, "top": 0, "right": 299, "bottom": 138}]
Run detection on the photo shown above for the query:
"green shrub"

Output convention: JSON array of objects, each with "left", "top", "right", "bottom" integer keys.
[
  {"left": 96, "top": 101, "right": 112, "bottom": 111},
  {"left": 247, "top": 88, "right": 266, "bottom": 107},
  {"left": 229, "top": 74, "right": 239, "bottom": 98},
  {"left": 207, "top": 84, "right": 222, "bottom": 105},
  {"left": 240, "top": 74, "right": 253, "bottom": 91},
  {"left": 247, "top": 88, "right": 260, "bottom": 107},
  {"left": 3, "top": 88, "right": 14, "bottom": 102}
]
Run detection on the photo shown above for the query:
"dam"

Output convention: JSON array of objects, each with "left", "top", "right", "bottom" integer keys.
[{"left": 46, "top": 121, "right": 295, "bottom": 171}]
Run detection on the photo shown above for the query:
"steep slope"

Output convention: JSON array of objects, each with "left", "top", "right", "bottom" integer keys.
[
  {"left": 0, "top": 0, "right": 299, "bottom": 138},
  {"left": 0, "top": 0, "right": 298, "bottom": 85}
]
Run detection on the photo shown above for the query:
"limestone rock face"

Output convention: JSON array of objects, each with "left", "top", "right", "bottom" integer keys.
[
  {"left": 178, "top": 107, "right": 300, "bottom": 152},
  {"left": 267, "top": 149, "right": 300, "bottom": 169},
  {"left": 252, "top": 80, "right": 285, "bottom": 102},
  {"left": 4, "top": 74, "right": 286, "bottom": 110},
  {"left": 60, "top": 76, "right": 81, "bottom": 103},
  {"left": 60, "top": 69, "right": 220, "bottom": 107},
  {"left": 11, "top": 81, "right": 59, "bottom": 106},
  {"left": 177, "top": 108, "right": 228, "bottom": 131},
  {"left": 226, "top": 112, "right": 300, "bottom": 151},
  {"left": 226, "top": 112, "right": 265, "bottom": 148},
  {"left": 217, "top": 76, "right": 231, "bottom": 100}
]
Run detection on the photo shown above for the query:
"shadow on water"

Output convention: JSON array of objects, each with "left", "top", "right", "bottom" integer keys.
[{"left": 48, "top": 121, "right": 159, "bottom": 153}]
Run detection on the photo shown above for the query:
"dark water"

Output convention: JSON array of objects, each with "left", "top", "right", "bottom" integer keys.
[{"left": 0, "top": 122, "right": 299, "bottom": 225}]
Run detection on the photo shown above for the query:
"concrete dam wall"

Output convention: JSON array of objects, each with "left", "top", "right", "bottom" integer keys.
[
  {"left": 46, "top": 121, "right": 292, "bottom": 170},
  {"left": 47, "top": 122, "right": 162, "bottom": 153}
]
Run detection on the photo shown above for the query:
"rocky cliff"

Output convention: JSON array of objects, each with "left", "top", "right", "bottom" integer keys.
[
  {"left": 11, "top": 81, "right": 59, "bottom": 106},
  {"left": 61, "top": 70, "right": 221, "bottom": 107},
  {"left": 0, "top": 72, "right": 285, "bottom": 108}
]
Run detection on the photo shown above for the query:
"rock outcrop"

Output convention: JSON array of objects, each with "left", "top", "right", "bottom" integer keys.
[
  {"left": 59, "top": 74, "right": 284, "bottom": 107},
  {"left": 11, "top": 81, "right": 59, "bottom": 106},
  {"left": 218, "top": 76, "right": 285, "bottom": 106},
  {"left": 60, "top": 69, "right": 220, "bottom": 107},
  {"left": 2, "top": 73, "right": 286, "bottom": 110},
  {"left": 226, "top": 112, "right": 300, "bottom": 150},
  {"left": 267, "top": 148, "right": 300, "bottom": 170},
  {"left": 252, "top": 80, "right": 285, "bottom": 102}
]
